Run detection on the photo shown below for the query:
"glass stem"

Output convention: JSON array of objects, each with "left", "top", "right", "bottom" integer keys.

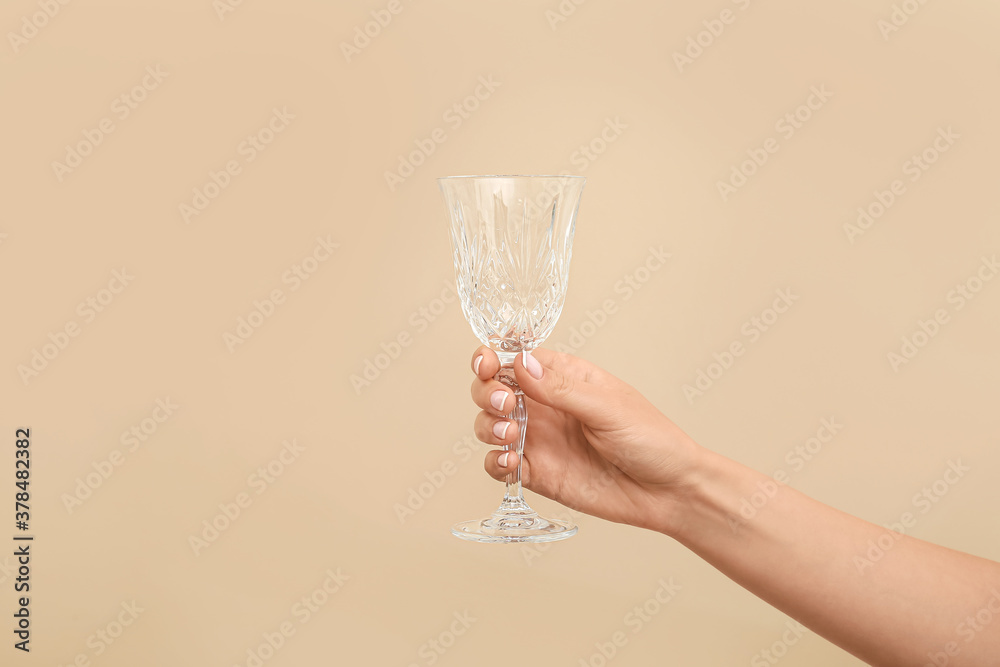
[
  {"left": 504, "top": 392, "right": 527, "bottom": 505},
  {"left": 495, "top": 361, "right": 532, "bottom": 515}
]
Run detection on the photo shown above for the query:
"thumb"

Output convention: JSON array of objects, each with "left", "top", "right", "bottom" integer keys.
[{"left": 514, "top": 350, "right": 616, "bottom": 427}]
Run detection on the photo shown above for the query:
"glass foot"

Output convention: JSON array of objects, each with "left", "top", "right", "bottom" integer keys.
[{"left": 451, "top": 503, "right": 577, "bottom": 543}]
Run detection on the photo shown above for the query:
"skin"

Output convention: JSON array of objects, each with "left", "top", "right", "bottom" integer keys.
[{"left": 470, "top": 345, "right": 1000, "bottom": 667}]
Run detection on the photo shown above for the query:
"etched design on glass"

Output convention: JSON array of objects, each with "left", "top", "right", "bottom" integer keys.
[
  {"left": 446, "top": 179, "right": 577, "bottom": 353},
  {"left": 439, "top": 175, "right": 585, "bottom": 544}
]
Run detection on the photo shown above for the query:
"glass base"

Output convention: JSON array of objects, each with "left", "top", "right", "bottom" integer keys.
[{"left": 451, "top": 501, "right": 577, "bottom": 543}]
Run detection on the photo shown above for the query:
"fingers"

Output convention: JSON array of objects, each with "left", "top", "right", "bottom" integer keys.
[
  {"left": 514, "top": 350, "right": 618, "bottom": 426},
  {"left": 470, "top": 344, "right": 625, "bottom": 423},
  {"left": 471, "top": 346, "right": 500, "bottom": 380},
  {"left": 484, "top": 449, "right": 523, "bottom": 483},
  {"left": 469, "top": 346, "right": 515, "bottom": 415},
  {"left": 470, "top": 376, "right": 515, "bottom": 416},
  {"left": 474, "top": 411, "right": 518, "bottom": 447},
  {"left": 471, "top": 346, "right": 522, "bottom": 484},
  {"left": 531, "top": 347, "right": 627, "bottom": 387}
]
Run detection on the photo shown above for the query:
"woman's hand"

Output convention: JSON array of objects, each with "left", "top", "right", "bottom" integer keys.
[
  {"left": 469, "top": 346, "right": 1000, "bottom": 667},
  {"left": 469, "top": 345, "right": 703, "bottom": 536}
]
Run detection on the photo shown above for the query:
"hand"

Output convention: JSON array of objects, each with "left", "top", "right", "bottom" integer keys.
[{"left": 469, "top": 346, "right": 704, "bottom": 536}]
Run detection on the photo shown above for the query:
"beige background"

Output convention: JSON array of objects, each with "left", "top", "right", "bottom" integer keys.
[{"left": 3, "top": 0, "right": 999, "bottom": 665}]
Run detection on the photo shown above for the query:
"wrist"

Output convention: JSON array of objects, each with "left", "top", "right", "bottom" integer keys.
[{"left": 653, "top": 443, "right": 752, "bottom": 543}]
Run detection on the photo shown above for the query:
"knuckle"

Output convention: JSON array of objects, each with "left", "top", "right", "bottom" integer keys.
[{"left": 548, "top": 371, "right": 574, "bottom": 398}]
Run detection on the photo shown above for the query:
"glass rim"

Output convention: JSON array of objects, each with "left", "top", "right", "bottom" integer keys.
[{"left": 437, "top": 174, "right": 585, "bottom": 180}]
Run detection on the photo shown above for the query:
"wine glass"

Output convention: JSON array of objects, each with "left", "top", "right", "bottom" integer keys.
[{"left": 438, "top": 174, "right": 585, "bottom": 543}]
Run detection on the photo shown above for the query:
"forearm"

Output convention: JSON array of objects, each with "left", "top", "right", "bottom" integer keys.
[{"left": 668, "top": 449, "right": 1000, "bottom": 666}]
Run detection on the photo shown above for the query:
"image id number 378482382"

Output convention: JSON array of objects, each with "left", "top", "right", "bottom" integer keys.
[{"left": 14, "top": 428, "right": 32, "bottom": 652}]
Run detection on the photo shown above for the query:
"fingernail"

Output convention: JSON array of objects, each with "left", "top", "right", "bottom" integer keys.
[
  {"left": 523, "top": 350, "right": 543, "bottom": 380},
  {"left": 490, "top": 390, "right": 508, "bottom": 412},
  {"left": 498, "top": 452, "right": 510, "bottom": 468},
  {"left": 493, "top": 421, "right": 510, "bottom": 440},
  {"left": 473, "top": 354, "right": 483, "bottom": 375}
]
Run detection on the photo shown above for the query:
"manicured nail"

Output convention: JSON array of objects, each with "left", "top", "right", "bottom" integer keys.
[
  {"left": 498, "top": 452, "right": 510, "bottom": 468},
  {"left": 490, "top": 390, "right": 508, "bottom": 412},
  {"left": 473, "top": 354, "right": 483, "bottom": 375},
  {"left": 523, "top": 350, "right": 543, "bottom": 380},
  {"left": 493, "top": 421, "right": 510, "bottom": 440}
]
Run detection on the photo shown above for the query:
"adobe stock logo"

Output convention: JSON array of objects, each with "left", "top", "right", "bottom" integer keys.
[
  {"left": 544, "top": 0, "right": 588, "bottom": 31},
  {"left": 188, "top": 439, "right": 305, "bottom": 556},
  {"left": 844, "top": 126, "right": 959, "bottom": 244},
  {"left": 233, "top": 567, "right": 350, "bottom": 667},
  {"left": 750, "top": 619, "right": 809, "bottom": 666},
  {"left": 351, "top": 281, "right": 458, "bottom": 395},
  {"left": 223, "top": 235, "right": 339, "bottom": 352},
  {"left": 728, "top": 417, "right": 844, "bottom": 534},
  {"left": 404, "top": 611, "right": 477, "bottom": 667},
  {"left": 55, "top": 601, "right": 144, "bottom": 666},
  {"left": 339, "top": 0, "right": 416, "bottom": 63},
  {"left": 7, "top": 0, "right": 73, "bottom": 55},
  {"left": 672, "top": 0, "right": 755, "bottom": 74},
  {"left": 17, "top": 268, "right": 134, "bottom": 386},
  {"left": 553, "top": 245, "right": 670, "bottom": 355},
  {"left": 51, "top": 66, "right": 169, "bottom": 183},
  {"left": 682, "top": 288, "right": 799, "bottom": 404},
  {"left": 577, "top": 578, "right": 682, "bottom": 667},
  {"left": 853, "top": 459, "right": 970, "bottom": 575},
  {"left": 179, "top": 107, "right": 295, "bottom": 224},
  {"left": 393, "top": 435, "right": 485, "bottom": 524},
  {"left": 886, "top": 254, "right": 997, "bottom": 372},
  {"left": 213, "top": 0, "right": 249, "bottom": 21},
  {"left": 877, "top": 0, "right": 934, "bottom": 40},
  {"left": 383, "top": 76, "right": 501, "bottom": 192},
  {"left": 923, "top": 589, "right": 1000, "bottom": 667},
  {"left": 61, "top": 397, "right": 180, "bottom": 514},
  {"left": 717, "top": 85, "right": 833, "bottom": 202}
]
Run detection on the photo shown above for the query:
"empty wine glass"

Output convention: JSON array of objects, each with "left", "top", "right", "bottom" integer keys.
[{"left": 438, "top": 175, "right": 585, "bottom": 543}]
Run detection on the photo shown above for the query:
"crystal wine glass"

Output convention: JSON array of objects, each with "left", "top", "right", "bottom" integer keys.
[{"left": 438, "top": 174, "right": 585, "bottom": 543}]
